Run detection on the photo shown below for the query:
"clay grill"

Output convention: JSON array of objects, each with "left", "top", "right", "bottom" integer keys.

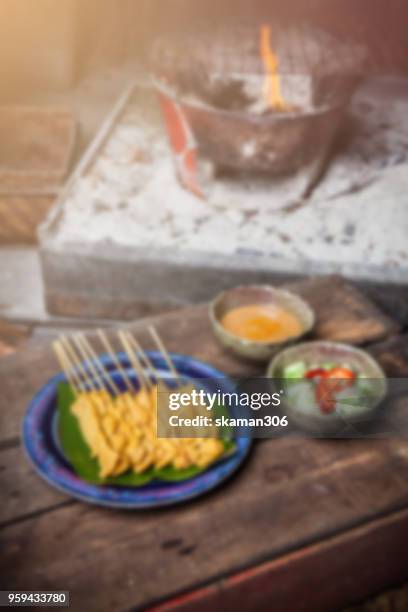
[{"left": 150, "top": 20, "right": 368, "bottom": 194}]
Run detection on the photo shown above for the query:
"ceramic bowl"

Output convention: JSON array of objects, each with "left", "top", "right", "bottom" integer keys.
[
  {"left": 209, "top": 285, "right": 315, "bottom": 362},
  {"left": 267, "top": 341, "right": 387, "bottom": 435}
]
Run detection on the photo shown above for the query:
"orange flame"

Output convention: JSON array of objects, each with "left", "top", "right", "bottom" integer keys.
[{"left": 260, "top": 25, "right": 288, "bottom": 111}]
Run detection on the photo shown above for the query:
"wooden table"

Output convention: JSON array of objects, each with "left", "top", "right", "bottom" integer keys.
[{"left": 1, "top": 276, "right": 408, "bottom": 612}]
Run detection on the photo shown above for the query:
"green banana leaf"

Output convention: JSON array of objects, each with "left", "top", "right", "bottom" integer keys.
[{"left": 57, "top": 383, "right": 236, "bottom": 487}]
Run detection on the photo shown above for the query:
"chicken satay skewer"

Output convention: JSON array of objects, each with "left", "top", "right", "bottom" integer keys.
[
  {"left": 147, "top": 329, "right": 208, "bottom": 438},
  {"left": 60, "top": 335, "right": 114, "bottom": 421},
  {"left": 58, "top": 338, "right": 117, "bottom": 467},
  {"left": 123, "top": 331, "right": 172, "bottom": 436},
  {"left": 57, "top": 337, "right": 111, "bottom": 437},
  {"left": 118, "top": 330, "right": 158, "bottom": 424}
]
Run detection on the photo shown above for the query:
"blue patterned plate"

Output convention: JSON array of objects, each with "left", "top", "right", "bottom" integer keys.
[{"left": 23, "top": 352, "right": 252, "bottom": 508}]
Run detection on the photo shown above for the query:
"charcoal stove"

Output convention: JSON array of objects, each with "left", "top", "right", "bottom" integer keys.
[{"left": 151, "top": 17, "right": 367, "bottom": 195}]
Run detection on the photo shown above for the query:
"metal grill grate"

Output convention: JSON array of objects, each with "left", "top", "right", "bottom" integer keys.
[
  {"left": 152, "top": 22, "right": 368, "bottom": 79},
  {"left": 150, "top": 15, "right": 408, "bottom": 79}
]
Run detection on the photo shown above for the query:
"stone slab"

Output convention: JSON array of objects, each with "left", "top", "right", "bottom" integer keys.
[{"left": 39, "top": 79, "right": 408, "bottom": 319}]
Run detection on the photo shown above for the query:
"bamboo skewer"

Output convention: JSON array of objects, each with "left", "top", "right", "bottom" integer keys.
[
  {"left": 58, "top": 337, "right": 111, "bottom": 416},
  {"left": 77, "top": 333, "right": 118, "bottom": 393},
  {"left": 123, "top": 330, "right": 168, "bottom": 436},
  {"left": 55, "top": 339, "right": 106, "bottom": 414},
  {"left": 121, "top": 332, "right": 174, "bottom": 436},
  {"left": 97, "top": 329, "right": 134, "bottom": 393},
  {"left": 124, "top": 332, "right": 175, "bottom": 435},
  {"left": 71, "top": 335, "right": 107, "bottom": 393},
  {"left": 125, "top": 332, "right": 175, "bottom": 426},
  {"left": 59, "top": 336, "right": 97, "bottom": 392},
  {"left": 53, "top": 341, "right": 81, "bottom": 396},
  {"left": 77, "top": 333, "right": 120, "bottom": 395},
  {"left": 125, "top": 332, "right": 161, "bottom": 383},
  {"left": 54, "top": 328, "right": 184, "bottom": 397},
  {"left": 148, "top": 326, "right": 180, "bottom": 383},
  {"left": 60, "top": 337, "right": 114, "bottom": 414},
  {"left": 118, "top": 331, "right": 152, "bottom": 392}
]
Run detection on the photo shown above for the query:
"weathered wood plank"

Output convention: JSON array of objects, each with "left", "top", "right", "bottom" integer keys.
[
  {"left": 152, "top": 506, "right": 408, "bottom": 612},
  {"left": 0, "top": 445, "right": 69, "bottom": 526},
  {"left": 369, "top": 333, "right": 408, "bottom": 378},
  {"left": 0, "top": 320, "right": 31, "bottom": 357},
  {"left": 1, "top": 439, "right": 408, "bottom": 610},
  {"left": 363, "top": 282, "right": 408, "bottom": 329},
  {"left": 287, "top": 276, "right": 400, "bottom": 344}
]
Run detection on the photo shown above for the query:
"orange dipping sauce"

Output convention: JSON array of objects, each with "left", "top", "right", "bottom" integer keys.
[{"left": 220, "top": 304, "right": 303, "bottom": 343}]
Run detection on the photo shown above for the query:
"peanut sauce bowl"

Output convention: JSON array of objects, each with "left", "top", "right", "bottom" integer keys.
[{"left": 209, "top": 285, "right": 315, "bottom": 362}]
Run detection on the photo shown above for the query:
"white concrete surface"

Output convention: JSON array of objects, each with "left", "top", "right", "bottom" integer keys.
[
  {"left": 0, "top": 248, "right": 47, "bottom": 322},
  {"left": 0, "top": 248, "right": 124, "bottom": 324},
  {"left": 42, "top": 77, "right": 408, "bottom": 285}
]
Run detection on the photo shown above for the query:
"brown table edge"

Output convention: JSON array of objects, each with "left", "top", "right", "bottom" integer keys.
[{"left": 149, "top": 505, "right": 408, "bottom": 612}]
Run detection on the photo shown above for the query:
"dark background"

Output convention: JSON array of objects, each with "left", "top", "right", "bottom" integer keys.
[{"left": 0, "top": 0, "right": 407, "bottom": 97}]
